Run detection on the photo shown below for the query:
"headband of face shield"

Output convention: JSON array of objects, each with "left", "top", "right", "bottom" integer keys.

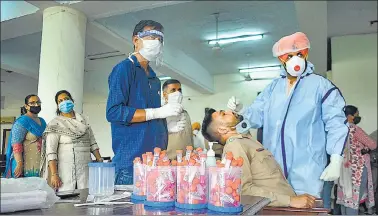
[
  {"left": 137, "top": 30, "right": 164, "bottom": 64},
  {"left": 137, "top": 30, "right": 164, "bottom": 43}
]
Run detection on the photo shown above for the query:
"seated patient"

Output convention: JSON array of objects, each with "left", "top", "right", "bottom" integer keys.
[{"left": 201, "top": 108, "right": 316, "bottom": 208}]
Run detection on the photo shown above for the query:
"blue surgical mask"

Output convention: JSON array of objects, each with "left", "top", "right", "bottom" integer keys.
[{"left": 59, "top": 100, "right": 74, "bottom": 113}]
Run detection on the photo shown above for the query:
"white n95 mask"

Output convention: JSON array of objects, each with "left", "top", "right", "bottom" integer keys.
[
  {"left": 138, "top": 38, "right": 163, "bottom": 62},
  {"left": 168, "top": 91, "right": 183, "bottom": 104},
  {"left": 286, "top": 56, "right": 306, "bottom": 77}
]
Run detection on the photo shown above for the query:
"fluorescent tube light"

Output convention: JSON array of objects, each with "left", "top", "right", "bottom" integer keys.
[
  {"left": 158, "top": 76, "right": 172, "bottom": 81},
  {"left": 249, "top": 71, "right": 280, "bottom": 80},
  {"left": 209, "top": 34, "right": 263, "bottom": 45},
  {"left": 55, "top": 1, "right": 82, "bottom": 4},
  {"left": 239, "top": 65, "right": 281, "bottom": 73}
]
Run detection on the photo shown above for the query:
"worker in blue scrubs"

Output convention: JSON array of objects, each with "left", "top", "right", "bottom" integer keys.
[
  {"left": 106, "top": 20, "right": 183, "bottom": 185},
  {"left": 227, "top": 32, "right": 348, "bottom": 198}
]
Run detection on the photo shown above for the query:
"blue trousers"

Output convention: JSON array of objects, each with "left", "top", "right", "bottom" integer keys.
[{"left": 322, "top": 181, "right": 334, "bottom": 209}]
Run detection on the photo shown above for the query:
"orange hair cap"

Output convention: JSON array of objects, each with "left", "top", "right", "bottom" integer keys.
[{"left": 272, "top": 32, "right": 310, "bottom": 57}]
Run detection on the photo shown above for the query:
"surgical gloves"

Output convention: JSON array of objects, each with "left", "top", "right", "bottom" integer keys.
[
  {"left": 227, "top": 96, "right": 244, "bottom": 113},
  {"left": 167, "top": 113, "right": 186, "bottom": 133},
  {"left": 145, "top": 103, "right": 183, "bottom": 121},
  {"left": 320, "top": 154, "right": 344, "bottom": 181}
]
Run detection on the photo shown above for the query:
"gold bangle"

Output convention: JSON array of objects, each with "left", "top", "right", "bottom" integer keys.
[
  {"left": 16, "top": 160, "right": 22, "bottom": 163},
  {"left": 51, "top": 173, "right": 59, "bottom": 177}
]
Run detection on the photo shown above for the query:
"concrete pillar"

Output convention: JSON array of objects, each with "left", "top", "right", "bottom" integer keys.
[{"left": 37, "top": 6, "right": 87, "bottom": 123}]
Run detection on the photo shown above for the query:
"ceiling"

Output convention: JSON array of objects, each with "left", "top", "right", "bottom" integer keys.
[
  {"left": 1, "top": 0, "right": 377, "bottom": 107},
  {"left": 327, "top": 1, "right": 377, "bottom": 37},
  {"left": 96, "top": 1, "right": 299, "bottom": 75},
  {"left": 0, "top": 69, "right": 38, "bottom": 108}
]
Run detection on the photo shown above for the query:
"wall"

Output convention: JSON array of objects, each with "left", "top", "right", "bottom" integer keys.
[
  {"left": 0, "top": 107, "right": 22, "bottom": 155},
  {"left": 82, "top": 103, "right": 112, "bottom": 158},
  {"left": 331, "top": 33, "right": 377, "bottom": 134}
]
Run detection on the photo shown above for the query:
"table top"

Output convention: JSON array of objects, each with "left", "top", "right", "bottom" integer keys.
[{"left": 6, "top": 189, "right": 270, "bottom": 215}]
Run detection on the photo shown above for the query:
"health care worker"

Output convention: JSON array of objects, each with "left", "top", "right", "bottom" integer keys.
[
  {"left": 106, "top": 20, "right": 183, "bottom": 185},
  {"left": 228, "top": 32, "right": 348, "bottom": 197}
]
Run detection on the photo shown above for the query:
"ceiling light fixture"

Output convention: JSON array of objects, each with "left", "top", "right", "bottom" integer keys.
[
  {"left": 209, "top": 34, "right": 263, "bottom": 45},
  {"left": 239, "top": 65, "right": 282, "bottom": 80},
  {"left": 158, "top": 76, "right": 172, "bottom": 81},
  {"left": 249, "top": 71, "right": 280, "bottom": 80},
  {"left": 55, "top": 1, "right": 82, "bottom": 5},
  {"left": 239, "top": 65, "right": 281, "bottom": 73}
]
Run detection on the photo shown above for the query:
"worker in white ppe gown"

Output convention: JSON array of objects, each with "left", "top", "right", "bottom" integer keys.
[{"left": 228, "top": 32, "right": 348, "bottom": 198}]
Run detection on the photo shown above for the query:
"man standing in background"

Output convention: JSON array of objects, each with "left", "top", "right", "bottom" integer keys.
[
  {"left": 162, "top": 79, "right": 193, "bottom": 160},
  {"left": 192, "top": 122, "right": 206, "bottom": 149},
  {"left": 106, "top": 20, "right": 182, "bottom": 184}
]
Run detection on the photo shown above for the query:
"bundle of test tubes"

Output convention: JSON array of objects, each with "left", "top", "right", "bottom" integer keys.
[
  {"left": 208, "top": 152, "right": 244, "bottom": 213},
  {"left": 144, "top": 147, "right": 177, "bottom": 207},
  {"left": 175, "top": 146, "right": 208, "bottom": 209},
  {"left": 132, "top": 157, "right": 147, "bottom": 200}
]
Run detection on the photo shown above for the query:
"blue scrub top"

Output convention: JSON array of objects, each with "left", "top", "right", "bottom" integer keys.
[{"left": 106, "top": 55, "right": 168, "bottom": 185}]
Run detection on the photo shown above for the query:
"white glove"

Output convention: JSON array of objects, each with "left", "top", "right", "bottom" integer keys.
[
  {"left": 145, "top": 103, "right": 183, "bottom": 121},
  {"left": 167, "top": 113, "right": 186, "bottom": 133},
  {"left": 320, "top": 154, "right": 343, "bottom": 181},
  {"left": 227, "top": 96, "right": 243, "bottom": 113}
]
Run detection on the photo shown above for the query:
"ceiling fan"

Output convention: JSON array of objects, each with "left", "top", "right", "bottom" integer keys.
[
  {"left": 231, "top": 53, "right": 275, "bottom": 83},
  {"left": 230, "top": 73, "right": 252, "bottom": 84},
  {"left": 211, "top": 13, "right": 222, "bottom": 52},
  {"left": 232, "top": 53, "right": 253, "bottom": 83}
]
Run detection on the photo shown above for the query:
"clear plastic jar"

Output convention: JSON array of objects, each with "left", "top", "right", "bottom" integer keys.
[
  {"left": 132, "top": 163, "right": 146, "bottom": 200},
  {"left": 145, "top": 166, "right": 176, "bottom": 207},
  {"left": 88, "top": 162, "right": 115, "bottom": 196},
  {"left": 176, "top": 166, "right": 208, "bottom": 209},
  {"left": 208, "top": 166, "right": 242, "bottom": 213}
]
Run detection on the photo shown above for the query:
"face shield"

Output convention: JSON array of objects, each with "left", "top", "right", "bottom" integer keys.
[{"left": 136, "top": 30, "right": 165, "bottom": 65}]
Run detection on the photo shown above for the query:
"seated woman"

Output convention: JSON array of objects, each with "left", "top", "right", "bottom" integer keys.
[
  {"left": 201, "top": 108, "right": 316, "bottom": 208},
  {"left": 4, "top": 94, "right": 46, "bottom": 178},
  {"left": 337, "top": 105, "right": 377, "bottom": 215},
  {"left": 40, "top": 90, "right": 103, "bottom": 191}
]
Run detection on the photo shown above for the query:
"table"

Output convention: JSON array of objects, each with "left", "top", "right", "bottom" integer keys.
[
  {"left": 260, "top": 199, "right": 330, "bottom": 215},
  {"left": 6, "top": 189, "right": 271, "bottom": 215},
  {"left": 259, "top": 207, "right": 329, "bottom": 215}
]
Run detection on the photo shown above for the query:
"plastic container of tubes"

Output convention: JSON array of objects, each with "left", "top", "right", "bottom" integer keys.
[
  {"left": 207, "top": 152, "right": 243, "bottom": 213},
  {"left": 132, "top": 157, "right": 146, "bottom": 200},
  {"left": 144, "top": 148, "right": 177, "bottom": 207},
  {"left": 175, "top": 147, "right": 208, "bottom": 209}
]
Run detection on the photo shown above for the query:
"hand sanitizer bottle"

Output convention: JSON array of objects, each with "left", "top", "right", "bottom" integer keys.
[{"left": 206, "top": 142, "right": 217, "bottom": 167}]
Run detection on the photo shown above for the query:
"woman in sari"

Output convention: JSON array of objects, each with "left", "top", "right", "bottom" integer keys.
[
  {"left": 337, "top": 105, "right": 377, "bottom": 214},
  {"left": 40, "top": 90, "right": 103, "bottom": 191},
  {"left": 4, "top": 94, "right": 46, "bottom": 178}
]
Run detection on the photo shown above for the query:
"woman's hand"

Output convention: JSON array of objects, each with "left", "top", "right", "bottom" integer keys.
[
  {"left": 51, "top": 175, "right": 63, "bottom": 189},
  {"left": 14, "top": 162, "right": 23, "bottom": 178}
]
